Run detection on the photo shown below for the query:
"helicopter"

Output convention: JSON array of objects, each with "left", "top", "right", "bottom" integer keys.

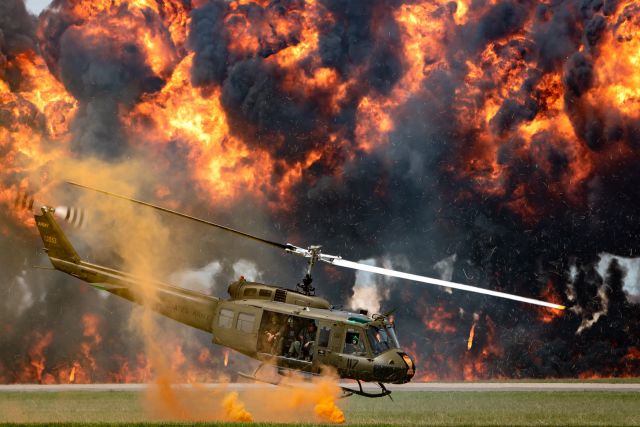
[{"left": 29, "top": 182, "right": 565, "bottom": 398}]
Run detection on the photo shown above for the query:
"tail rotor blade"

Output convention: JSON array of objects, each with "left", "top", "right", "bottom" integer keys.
[{"left": 54, "top": 206, "right": 87, "bottom": 229}]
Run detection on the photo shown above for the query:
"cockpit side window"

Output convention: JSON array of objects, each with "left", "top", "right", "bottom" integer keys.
[
  {"left": 344, "top": 330, "right": 367, "bottom": 356},
  {"left": 367, "top": 324, "right": 399, "bottom": 355}
]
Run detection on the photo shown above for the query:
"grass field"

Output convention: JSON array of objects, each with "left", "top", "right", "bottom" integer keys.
[{"left": 1, "top": 389, "right": 639, "bottom": 426}]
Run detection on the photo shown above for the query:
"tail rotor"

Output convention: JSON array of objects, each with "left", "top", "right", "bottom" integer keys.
[
  {"left": 13, "top": 190, "right": 87, "bottom": 229},
  {"left": 54, "top": 205, "right": 87, "bottom": 229}
]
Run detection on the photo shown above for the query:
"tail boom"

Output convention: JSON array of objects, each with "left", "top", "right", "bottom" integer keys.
[{"left": 34, "top": 207, "right": 218, "bottom": 332}]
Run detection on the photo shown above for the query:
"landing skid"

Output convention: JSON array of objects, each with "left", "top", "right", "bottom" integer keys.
[
  {"left": 238, "top": 362, "right": 311, "bottom": 386},
  {"left": 238, "top": 362, "right": 283, "bottom": 386},
  {"left": 238, "top": 371, "right": 285, "bottom": 387},
  {"left": 239, "top": 365, "right": 392, "bottom": 400},
  {"left": 340, "top": 380, "right": 393, "bottom": 399}
]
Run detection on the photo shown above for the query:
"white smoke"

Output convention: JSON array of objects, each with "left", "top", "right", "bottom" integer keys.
[
  {"left": 232, "top": 259, "right": 262, "bottom": 282},
  {"left": 433, "top": 254, "right": 457, "bottom": 281},
  {"left": 349, "top": 257, "right": 405, "bottom": 314},
  {"left": 350, "top": 258, "right": 381, "bottom": 314},
  {"left": 433, "top": 254, "right": 457, "bottom": 294},
  {"left": 170, "top": 260, "right": 223, "bottom": 294},
  {"left": 14, "top": 269, "right": 34, "bottom": 315},
  {"left": 575, "top": 282, "right": 609, "bottom": 335},
  {"left": 597, "top": 253, "right": 640, "bottom": 302},
  {"left": 169, "top": 258, "right": 263, "bottom": 296},
  {"left": 349, "top": 254, "right": 460, "bottom": 314}
]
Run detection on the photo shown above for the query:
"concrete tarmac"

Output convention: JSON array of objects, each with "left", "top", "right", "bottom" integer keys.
[{"left": 1, "top": 382, "right": 639, "bottom": 392}]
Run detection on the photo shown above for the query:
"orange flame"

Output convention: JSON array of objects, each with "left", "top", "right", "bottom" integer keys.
[
  {"left": 467, "top": 322, "right": 476, "bottom": 351},
  {"left": 423, "top": 306, "right": 457, "bottom": 334},
  {"left": 539, "top": 281, "right": 564, "bottom": 323}
]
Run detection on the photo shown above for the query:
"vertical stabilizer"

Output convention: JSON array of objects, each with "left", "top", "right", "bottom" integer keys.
[{"left": 35, "top": 207, "right": 81, "bottom": 263}]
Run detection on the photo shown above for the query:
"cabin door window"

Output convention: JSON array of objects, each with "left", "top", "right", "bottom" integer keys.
[
  {"left": 218, "top": 308, "right": 234, "bottom": 329},
  {"left": 236, "top": 312, "right": 256, "bottom": 333},
  {"left": 318, "top": 326, "right": 331, "bottom": 348}
]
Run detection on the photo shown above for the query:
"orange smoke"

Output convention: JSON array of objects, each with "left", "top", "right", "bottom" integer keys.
[
  {"left": 146, "top": 375, "right": 254, "bottom": 422},
  {"left": 285, "top": 375, "right": 345, "bottom": 424},
  {"left": 312, "top": 385, "right": 345, "bottom": 424},
  {"left": 222, "top": 392, "right": 253, "bottom": 422}
]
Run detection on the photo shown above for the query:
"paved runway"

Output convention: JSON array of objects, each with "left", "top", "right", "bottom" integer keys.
[{"left": 1, "top": 382, "right": 638, "bottom": 392}]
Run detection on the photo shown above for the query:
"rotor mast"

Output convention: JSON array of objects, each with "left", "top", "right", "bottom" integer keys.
[{"left": 295, "top": 245, "right": 321, "bottom": 295}]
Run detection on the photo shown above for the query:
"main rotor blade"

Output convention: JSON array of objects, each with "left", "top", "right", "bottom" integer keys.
[
  {"left": 325, "top": 258, "right": 566, "bottom": 310},
  {"left": 66, "top": 182, "right": 566, "bottom": 310},
  {"left": 66, "top": 181, "right": 293, "bottom": 251}
]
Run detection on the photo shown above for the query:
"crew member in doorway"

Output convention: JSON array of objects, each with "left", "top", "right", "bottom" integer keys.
[{"left": 289, "top": 320, "right": 317, "bottom": 360}]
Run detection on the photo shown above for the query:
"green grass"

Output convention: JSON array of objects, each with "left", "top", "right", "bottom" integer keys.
[
  {"left": 458, "top": 378, "right": 640, "bottom": 383},
  {"left": 1, "top": 390, "right": 639, "bottom": 426}
]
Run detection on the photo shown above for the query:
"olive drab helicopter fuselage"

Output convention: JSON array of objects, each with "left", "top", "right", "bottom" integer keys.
[
  {"left": 30, "top": 183, "right": 565, "bottom": 398},
  {"left": 33, "top": 206, "right": 413, "bottom": 398}
]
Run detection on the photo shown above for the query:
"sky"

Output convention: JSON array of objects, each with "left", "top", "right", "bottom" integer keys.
[{"left": 25, "top": 0, "right": 49, "bottom": 14}]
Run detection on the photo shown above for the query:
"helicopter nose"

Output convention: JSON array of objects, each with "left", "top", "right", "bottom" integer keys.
[
  {"left": 373, "top": 351, "right": 416, "bottom": 384},
  {"left": 401, "top": 353, "right": 416, "bottom": 382}
]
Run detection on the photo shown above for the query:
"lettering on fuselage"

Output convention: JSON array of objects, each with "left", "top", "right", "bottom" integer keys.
[{"left": 151, "top": 302, "right": 212, "bottom": 322}]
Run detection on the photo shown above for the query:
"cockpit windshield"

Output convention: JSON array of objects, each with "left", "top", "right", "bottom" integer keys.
[{"left": 366, "top": 323, "right": 400, "bottom": 355}]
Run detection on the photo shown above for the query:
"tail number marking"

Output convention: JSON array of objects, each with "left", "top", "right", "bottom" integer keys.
[
  {"left": 346, "top": 358, "right": 359, "bottom": 371},
  {"left": 44, "top": 235, "right": 58, "bottom": 245}
]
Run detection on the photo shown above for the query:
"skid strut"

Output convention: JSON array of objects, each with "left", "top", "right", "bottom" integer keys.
[{"left": 340, "top": 380, "right": 393, "bottom": 399}]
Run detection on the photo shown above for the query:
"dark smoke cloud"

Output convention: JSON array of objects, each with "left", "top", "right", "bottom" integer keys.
[
  {"left": 0, "top": 0, "right": 35, "bottom": 89},
  {"left": 0, "top": 0, "right": 35, "bottom": 55},
  {"left": 188, "top": 0, "right": 407, "bottom": 162},
  {"left": 37, "top": 2, "right": 177, "bottom": 157},
  {"left": 188, "top": 1, "right": 227, "bottom": 87},
  {"left": 319, "top": 0, "right": 404, "bottom": 92}
]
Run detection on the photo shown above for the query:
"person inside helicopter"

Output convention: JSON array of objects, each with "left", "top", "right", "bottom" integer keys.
[
  {"left": 263, "top": 313, "right": 283, "bottom": 354},
  {"left": 366, "top": 323, "right": 400, "bottom": 355},
  {"left": 344, "top": 331, "right": 367, "bottom": 356},
  {"left": 288, "top": 320, "right": 317, "bottom": 361},
  {"left": 282, "top": 316, "right": 300, "bottom": 357},
  {"left": 258, "top": 313, "right": 317, "bottom": 360}
]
